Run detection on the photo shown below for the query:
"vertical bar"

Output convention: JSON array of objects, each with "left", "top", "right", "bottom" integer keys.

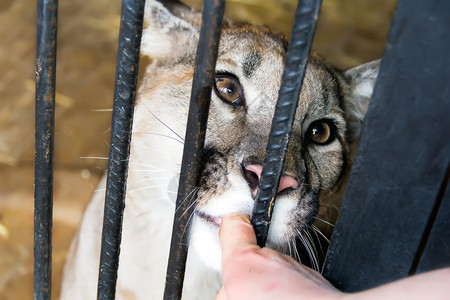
[
  {"left": 163, "top": 0, "right": 225, "bottom": 299},
  {"left": 34, "top": 0, "right": 58, "bottom": 299},
  {"left": 251, "top": 0, "right": 322, "bottom": 247},
  {"left": 96, "top": 0, "right": 145, "bottom": 299}
]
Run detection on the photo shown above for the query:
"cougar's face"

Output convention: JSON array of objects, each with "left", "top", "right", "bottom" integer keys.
[
  {"left": 136, "top": 1, "right": 378, "bottom": 271},
  {"left": 183, "top": 27, "right": 348, "bottom": 270}
]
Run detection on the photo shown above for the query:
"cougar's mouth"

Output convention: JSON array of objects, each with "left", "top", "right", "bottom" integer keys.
[{"left": 196, "top": 211, "right": 222, "bottom": 227}]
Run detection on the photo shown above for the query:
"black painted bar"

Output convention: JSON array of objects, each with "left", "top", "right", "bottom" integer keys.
[
  {"left": 34, "top": 0, "right": 58, "bottom": 299},
  {"left": 322, "top": 0, "right": 450, "bottom": 292},
  {"left": 251, "top": 0, "right": 322, "bottom": 247},
  {"left": 96, "top": 0, "right": 145, "bottom": 299},
  {"left": 163, "top": 0, "right": 225, "bottom": 299}
]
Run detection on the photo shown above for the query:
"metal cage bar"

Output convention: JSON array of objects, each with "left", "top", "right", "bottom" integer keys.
[
  {"left": 163, "top": 1, "right": 226, "bottom": 299},
  {"left": 251, "top": 0, "right": 322, "bottom": 247},
  {"left": 34, "top": 0, "right": 58, "bottom": 299},
  {"left": 96, "top": 0, "right": 146, "bottom": 299}
]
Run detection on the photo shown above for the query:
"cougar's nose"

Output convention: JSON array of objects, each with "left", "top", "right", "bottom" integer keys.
[{"left": 243, "top": 163, "right": 299, "bottom": 199}]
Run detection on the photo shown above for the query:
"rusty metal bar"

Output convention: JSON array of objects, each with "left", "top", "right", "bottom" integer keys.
[
  {"left": 34, "top": 0, "right": 58, "bottom": 299},
  {"left": 251, "top": 0, "right": 322, "bottom": 247},
  {"left": 96, "top": 0, "right": 145, "bottom": 299},
  {"left": 163, "top": 0, "right": 225, "bottom": 299}
]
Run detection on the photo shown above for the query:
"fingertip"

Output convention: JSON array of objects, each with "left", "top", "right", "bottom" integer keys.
[
  {"left": 219, "top": 213, "right": 258, "bottom": 261},
  {"left": 215, "top": 286, "right": 227, "bottom": 300},
  {"left": 219, "top": 214, "right": 252, "bottom": 241},
  {"left": 221, "top": 214, "right": 251, "bottom": 228}
]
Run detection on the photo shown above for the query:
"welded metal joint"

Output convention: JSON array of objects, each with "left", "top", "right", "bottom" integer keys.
[
  {"left": 96, "top": 0, "right": 146, "bottom": 299},
  {"left": 251, "top": 0, "right": 323, "bottom": 247}
]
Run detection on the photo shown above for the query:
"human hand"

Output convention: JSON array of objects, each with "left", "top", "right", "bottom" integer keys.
[
  {"left": 215, "top": 214, "right": 342, "bottom": 300},
  {"left": 215, "top": 214, "right": 450, "bottom": 300}
]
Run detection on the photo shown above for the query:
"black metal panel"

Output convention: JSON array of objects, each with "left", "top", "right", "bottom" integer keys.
[
  {"left": 96, "top": 0, "right": 145, "bottom": 299},
  {"left": 251, "top": 0, "right": 322, "bottom": 248},
  {"left": 163, "top": 1, "right": 225, "bottom": 299},
  {"left": 416, "top": 168, "right": 450, "bottom": 273},
  {"left": 322, "top": 0, "right": 450, "bottom": 292},
  {"left": 34, "top": 0, "right": 58, "bottom": 299}
]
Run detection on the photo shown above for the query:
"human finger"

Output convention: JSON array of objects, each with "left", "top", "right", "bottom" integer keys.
[
  {"left": 215, "top": 286, "right": 226, "bottom": 300},
  {"left": 219, "top": 214, "right": 259, "bottom": 261}
]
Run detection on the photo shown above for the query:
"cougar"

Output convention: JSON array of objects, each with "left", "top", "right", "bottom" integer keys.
[{"left": 61, "top": 1, "right": 379, "bottom": 299}]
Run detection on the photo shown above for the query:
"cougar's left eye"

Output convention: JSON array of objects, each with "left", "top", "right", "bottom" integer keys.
[
  {"left": 214, "top": 74, "right": 244, "bottom": 106},
  {"left": 307, "top": 119, "right": 336, "bottom": 145}
]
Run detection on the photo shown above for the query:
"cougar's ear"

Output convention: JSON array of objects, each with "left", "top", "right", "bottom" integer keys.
[
  {"left": 341, "top": 59, "right": 380, "bottom": 141},
  {"left": 141, "top": 0, "right": 200, "bottom": 61}
]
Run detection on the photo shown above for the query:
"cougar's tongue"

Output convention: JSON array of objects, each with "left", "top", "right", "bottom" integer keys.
[
  {"left": 198, "top": 211, "right": 222, "bottom": 227},
  {"left": 210, "top": 216, "right": 222, "bottom": 226}
]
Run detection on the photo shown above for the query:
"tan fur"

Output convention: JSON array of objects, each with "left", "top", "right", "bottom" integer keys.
[{"left": 61, "top": 1, "right": 379, "bottom": 299}]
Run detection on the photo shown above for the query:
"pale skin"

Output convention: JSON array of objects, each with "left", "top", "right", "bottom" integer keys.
[{"left": 216, "top": 214, "right": 450, "bottom": 300}]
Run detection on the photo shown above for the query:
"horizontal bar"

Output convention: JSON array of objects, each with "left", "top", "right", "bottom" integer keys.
[
  {"left": 96, "top": 0, "right": 146, "bottom": 299},
  {"left": 251, "top": 0, "right": 322, "bottom": 247},
  {"left": 34, "top": 0, "right": 58, "bottom": 299},
  {"left": 163, "top": 0, "right": 226, "bottom": 299}
]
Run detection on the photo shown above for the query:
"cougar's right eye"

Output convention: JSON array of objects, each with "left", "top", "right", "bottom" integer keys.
[
  {"left": 214, "top": 74, "right": 244, "bottom": 106},
  {"left": 306, "top": 119, "right": 336, "bottom": 145}
]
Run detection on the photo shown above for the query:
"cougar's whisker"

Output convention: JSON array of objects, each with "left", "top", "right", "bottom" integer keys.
[
  {"left": 134, "top": 132, "right": 185, "bottom": 145},
  {"left": 176, "top": 187, "right": 201, "bottom": 217},
  {"left": 287, "top": 240, "right": 293, "bottom": 258},
  {"left": 180, "top": 210, "right": 197, "bottom": 243},
  {"left": 292, "top": 239, "right": 301, "bottom": 263},
  {"left": 310, "top": 224, "right": 330, "bottom": 244},
  {"left": 80, "top": 156, "right": 109, "bottom": 160},
  {"left": 303, "top": 229, "right": 319, "bottom": 257},
  {"left": 127, "top": 185, "right": 167, "bottom": 193},
  {"left": 142, "top": 103, "right": 185, "bottom": 142},
  {"left": 297, "top": 229, "right": 319, "bottom": 271},
  {"left": 314, "top": 217, "right": 335, "bottom": 227},
  {"left": 135, "top": 176, "right": 174, "bottom": 183}
]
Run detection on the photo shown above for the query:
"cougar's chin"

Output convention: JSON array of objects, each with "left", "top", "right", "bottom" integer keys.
[
  {"left": 189, "top": 213, "right": 223, "bottom": 271},
  {"left": 188, "top": 183, "right": 254, "bottom": 271}
]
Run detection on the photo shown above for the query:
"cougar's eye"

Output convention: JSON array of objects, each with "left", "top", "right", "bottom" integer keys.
[
  {"left": 307, "top": 119, "right": 336, "bottom": 145},
  {"left": 214, "top": 74, "right": 244, "bottom": 106}
]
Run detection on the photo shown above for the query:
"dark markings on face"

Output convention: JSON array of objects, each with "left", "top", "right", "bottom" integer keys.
[
  {"left": 242, "top": 52, "right": 261, "bottom": 78},
  {"left": 198, "top": 147, "right": 229, "bottom": 194}
]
